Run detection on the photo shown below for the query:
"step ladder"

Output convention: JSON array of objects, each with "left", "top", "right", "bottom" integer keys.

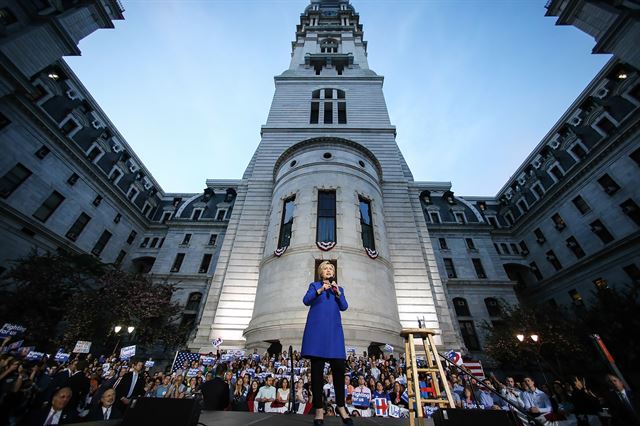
[{"left": 401, "top": 328, "right": 455, "bottom": 426}]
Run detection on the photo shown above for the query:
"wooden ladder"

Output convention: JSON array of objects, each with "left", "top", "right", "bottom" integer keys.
[{"left": 401, "top": 328, "right": 455, "bottom": 426}]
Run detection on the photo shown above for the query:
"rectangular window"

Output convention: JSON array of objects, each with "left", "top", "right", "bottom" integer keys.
[
  {"left": 519, "top": 240, "right": 529, "bottom": 255},
  {"left": 623, "top": 264, "right": 640, "bottom": 283},
  {"left": 108, "top": 168, "right": 122, "bottom": 183},
  {"left": 506, "top": 244, "right": 516, "bottom": 255},
  {"left": 532, "top": 183, "right": 545, "bottom": 199},
  {"left": 126, "top": 230, "right": 137, "bottom": 245},
  {"left": 459, "top": 321, "right": 481, "bottom": 351},
  {"left": 620, "top": 199, "right": 640, "bottom": 226},
  {"left": 566, "top": 236, "right": 585, "bottom": 259},
  {"left": 93, "top": 195, "right": 102, "bottom": 207},
  {"left": 161, "top": 211, "right": 172, "bottom": 223},
  {"left": 517, "top": 199, "right": 529, "bottom": 214},
  {"left": 150, "top": 237, "right": 159, "bottom": 248},
  {"left": 0, "top": 163, "right": 32, "bottom": 198},
  {"left": 551, "top": 213, "right": 566, "bottom": 230},
  {"left": 570, "top": 142, "right": 588, "bottom": 160},
  {"left": 140, "top": 237, "right": 149, "bottom": 248},
  {"left": 590, "top": 219, "right": 614, "bottom": 243},
  {"left": 472, "top": 258, "right": 486, "bottom": 279},
  {"left": 454, "top": 212, "right": 466, "bottom": 224},
  {"left": 35, "top": 145, "right": 50, "bottom": 159},
  {"left": 549, "top": 165, "right": 564, "bottom": 181},
  {"left": 114, "top": 213, "right": 121, "bottom": 223},
  {"left": 465, "top": 238, "right": 476, "bottom": 250},
  {"left": 572, "top": 195, "right": 591, "bottom": 214},
  {"left": 115, "top": 250, "right": 127, "bottom": 267},
  {"left": 310, "top": 102, "right": 319, "bottom": 124},
  {"left": 33, "top": 191, "right": 65, "bottom": 222},
  {"left": 487, "top": 216, "right": 499, "bottom": 228},
  {"left": 91, "top": 230, "right": 112, "bottom": 256},
  {"left": 216, "top": 209, "right": 227, "bottom": 220},
  {"left": 278, "top": 196, "right": 295, "bottom": 249},
  {"left": 500, "top": 243, "right": 509, "bottom": 254},
  {"left": 208, "top": 234, "right": 218, "bottom": 246},
  {"left": 546, "top": 250, "right": 562, "bottom": 271},
  {"left": 142, "top": 203, "right": 152, "bottom": 217},
  {"left": 67, "top": 173, "right": 79, "bottom": 186},
  {"left": 87, "top": 146, "right": 102, "bottom": 163},
  {"left": 443, "top": 258, "right": 457, "bottom": 278},
  {"left": 568, "top": 289, "right": 584, "bottom": 306},
  {"left": 182, "top": 233, "right": 192, "bottom": 245},
  {"left": 597, "top": 174, "right": 620, "bottom": 195},
  {"left": 630, "top": 147, "right": 640, "bottom": 167},
  {"left": 337, "top": 102, "right": 347, "bottom": 124},
  {"left": 429, "top": 212, "right": 441, "bottom": 224},
  {"left": 359, "top": 197, "right": 375, "bottom": 250},
  {"left": 66, "top": 213, "right": 91, "bottom": 241},
  {"left": 325, "top": 89, "right": 333, "bottom": 99},
  {"left": 191, "top": 208, "right": 202, "bottom": 221},
  {"left": 534, "top": 228, "right": 546, "bottom": 244},
  {"left": 126, "top": 186, "right": 139, "bottom": 201},
  {"left": 199, "top": 253, "right": 213, "bottom": 273},
  {"left": 438, "top": 238, "right": 448, "bottom": 250},
  {"left": 505, "top": 212, "right": 515, "bottom": 226},
  {"left": 530, "top": 262, "right": 543, "bottom": 281},
  {"left": 595, "top": 116, "right": 616, "bottom": 135},
  {"left": 316, "top": 190, "right": 336, "bottom": 243},
  {"left": 324, "top": 102, "right": 333, "bottom": 124},
  {"left": 158, "top": 237, "right": 165, "bottom": 248},
  {"left": 494, "top": 243, "right": 501, "bottom": 254},
  {"left": 171, "top": 253, "right": 185, "bottom": 272},
  {"left": 593, "top": 278, "right": 608, "bottom": 290}
]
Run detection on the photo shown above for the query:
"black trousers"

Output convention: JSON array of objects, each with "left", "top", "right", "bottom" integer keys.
[{"left": 310, "top": 357, "right": 346, "bottom": 410}]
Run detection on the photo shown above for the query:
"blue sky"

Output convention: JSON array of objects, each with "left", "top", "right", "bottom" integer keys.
[{"left": 66, "top": 0, "right": 609, "bottom": 196}]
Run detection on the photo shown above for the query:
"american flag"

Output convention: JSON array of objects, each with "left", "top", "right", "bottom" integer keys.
[
  {"left": 462, "top": 361, "right": 485, "bottom": 379},
  {"left": 171, "top": 351, "right": 201, "bottom": 372}
]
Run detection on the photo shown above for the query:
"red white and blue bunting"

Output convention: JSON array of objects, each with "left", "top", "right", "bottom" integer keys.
[
  {"left": 274, "top": 246, "right": 288, "bottom": 257},
  {"left": 365, "top": 248, "right": 379, "bottom": 259},
  {"left": 316, "top": 241, "right": 336, "bottom": 251}
]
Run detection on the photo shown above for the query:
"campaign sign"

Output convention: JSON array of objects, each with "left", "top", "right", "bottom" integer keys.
[
  {"left": 73, "top": 341, "right": 92, "bottom": 354},
  {"left": 2, "top": 339, "right": 24, "bottom": 353},
  {"left": 347, "top": 347, "right": 356, "bottom": 354},
  {"left": 120, "top": 345, "right": 136, "bottom": 360},
  {"left": 186, "top": 368, "right": 200, "bottom": 377},
  {"left": 144, "top": 360, "right": 155, "bottom": 368},
  {"left": 0, "top": 323, "right": 27, "bottom": 338},
  {"left": 233, "top": 350, "right": 245, "bottom": 357},
  {"left": 389, "top": 403, "right": 401, "bottom": 418},
  {"left": 212, "top": 337, "right": 223, "bottom": 347},
  {"left": 252, "top": 354, "right": 260, "bottom": 361},
  {"left": 220, "top": 354, "right": 234, "bottom": 363},
  {"left": 374, "top": 398, "right": 389, "bottom": 417},
  {"left": 245, "top": 368, "right": 255, "bottom": 377},
  {"left": 54, "top": 351, "right": 70, "bottom": 363},
  {"left": 352, "top": 392, "right": 370, "bottom": 407},
  {"left": 384, "top": 344, "right": 394, "bottom": 353},
  {"left": 26, "top": 351, "right": 45, "bottom": 361},
  {"left": 445, "top": 350, "right": 463, "bottom": 366},
  {"left": 201, "top": 356, "right": 216, "bottom": 366},
  {"left": 19, "top": 346, "right": 34, "bottom": 357}
]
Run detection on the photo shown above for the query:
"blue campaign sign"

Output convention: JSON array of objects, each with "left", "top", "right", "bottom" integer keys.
[
  {"left": 26, "top": 351, "right": 45, "bottom": 361},
  {"left": 201, "top": 356, "right": 216, "bottom": 366},
  {"left": 0, "top": 323, "right": 27, "bottom": 338},
  {"left": 54, "top": 351, "right": 70, "bottom": 363},
  {"left": 144, "top": 360, "right": 155, "bottom": 368},
  {"left": 352, "top": 392, "right": 370, "bottom": 407}
]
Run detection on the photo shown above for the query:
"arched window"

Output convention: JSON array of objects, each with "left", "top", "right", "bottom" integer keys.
[
  {"left": 320, "top": 38, "right": 339, "bottom": 53},
  {"left": 185, "top": 292, "right": 202, "bottom": 312},
  {"left": 453, "top": 297, "right": 471, "bottom": 317},
  {"left": 484, "top": 297, "right": 501, "bottom": 317},
  {"left": 310, "top": 88, "right": 346, "bottom": 124}
]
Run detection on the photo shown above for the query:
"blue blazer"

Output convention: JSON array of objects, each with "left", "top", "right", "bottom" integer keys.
[{"left": 301, "top": 281, "right": 348, "bottom": 359}]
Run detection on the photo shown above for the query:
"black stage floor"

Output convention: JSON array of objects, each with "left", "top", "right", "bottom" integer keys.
[{"left": 197, "top": 412, "right": 426, "bottom": 426}]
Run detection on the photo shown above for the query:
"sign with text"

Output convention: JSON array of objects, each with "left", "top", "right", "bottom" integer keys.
[
  {"left": 73, "top": 341, "right": 92, "bottom": 354},
  {"left": 212, "top": 337, "right": 223, "bottom": 347},
  {"left": 352, "top": 391, "right": 370, "bottom": 408},
  {"left": 0, "top": 323, "right": 27, "bottom": 338},
  {"left": 186, "top": 368, "right": 200, "bottom": 377},
  {"left": 144, "top": 360, "right": 155, "bottom": 368},
  {"left": 120, "top": 345, "right": 136, "bottom": 360},
  {"left": 26, "top": 351, "right": 45, "bottom": 361},
  {"left": 200, "top": 356, "right": 216, "bottom": 366},
  {"left": 54, "top": 351, "right": 70, "bottom": 363}
]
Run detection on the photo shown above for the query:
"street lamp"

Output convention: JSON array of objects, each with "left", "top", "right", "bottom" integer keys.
[
  {"left": 515, "top": 332, "right": 549, "bottom": 389},
  {"left": 112, "top": 325, "right": 135, "bottom": 356},
  {"left": 114, "top": 326, "right": 122, "bottom": 333}
]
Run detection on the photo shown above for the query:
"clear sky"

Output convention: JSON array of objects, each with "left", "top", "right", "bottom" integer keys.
[{"left": 66, "top": 0, "right": 610, "bottom": 196}]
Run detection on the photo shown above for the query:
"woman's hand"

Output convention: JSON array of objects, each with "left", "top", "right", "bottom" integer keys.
[{"left": 317, "top": 281, "right": 332, "bottom": 295}]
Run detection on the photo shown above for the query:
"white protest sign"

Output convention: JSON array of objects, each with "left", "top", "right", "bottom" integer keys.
[
  {"left": 73, "top": 341, "right": 92, "bottom": 353},
  {"left": 145, "top": 360, "right": 155, "bottom": 368},
  {"left": 186, "top": 368, "right": 200, "bottom": 377},
  {"left": 212, "top": 337, "right": 223, "bottom": 347},
  {"left": 120, "top": 345, "right": 136, "bottom": 359}
]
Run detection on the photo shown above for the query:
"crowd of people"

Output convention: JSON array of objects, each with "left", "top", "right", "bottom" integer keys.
[{"left": 0, "top": 340, "right": 638, "bottom": 425}]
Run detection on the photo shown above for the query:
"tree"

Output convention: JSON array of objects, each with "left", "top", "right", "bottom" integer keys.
[
  {"left": 0, "top": 252, "right": 188, "bottom": 355},
  {"left": 482, "top": 302, "right": 587, "bottom": 376}
]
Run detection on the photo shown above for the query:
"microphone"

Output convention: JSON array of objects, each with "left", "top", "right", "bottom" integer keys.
[{"left": 328, "top": 277, "right": 339, "bottom": 295}]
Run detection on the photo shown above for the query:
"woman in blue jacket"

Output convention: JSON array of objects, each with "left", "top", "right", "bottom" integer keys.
[{"left": 301, "top": 261, "right": 353, "bottom": 426}]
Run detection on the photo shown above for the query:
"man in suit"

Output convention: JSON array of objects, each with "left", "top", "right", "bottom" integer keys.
[
  {"left": 199, "top": 363, "right": 230, "bottom": 410},
  {"left": 114, "top": 359, "right": 146, "bottom": 410},
  {"left": 86, "top": 388, "right": 123, "bottom": 421},
  {"left": 65, "top": 360, "right": 89, "bottom": 412},
  {"left": 25, "top": 387, "right": 77, "bottom": 425},
  {"left": 605, "top": 373, "right": 640, "bottom": 426}
]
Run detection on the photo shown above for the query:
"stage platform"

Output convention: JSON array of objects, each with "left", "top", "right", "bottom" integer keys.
[{"left": 197, "top": 411, "right": 425, "bottom": 426}]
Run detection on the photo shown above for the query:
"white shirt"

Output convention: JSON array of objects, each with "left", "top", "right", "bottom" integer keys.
[
  {"left": 521, "top": 388, "right": 552, "bottom": 414},
  {"left": 101, "top": 406, "right": 112, "bottom": 420},
  {"left": 43, "top": 408, "right": 62, "bottom": 425},
  {"left": 127, "top": 372, "right": 139, "bottom": 398}
]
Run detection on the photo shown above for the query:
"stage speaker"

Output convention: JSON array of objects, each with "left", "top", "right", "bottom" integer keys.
[
  {"left": 122, "top": 398, "right": 201, "bottom": 426},
  {"left": 433, "top": 408, "right": 520, "bottom": 426}
]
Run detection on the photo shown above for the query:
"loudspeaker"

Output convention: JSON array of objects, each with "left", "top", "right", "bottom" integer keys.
[
  {"left": 121, "top": 398, "right": 201, "bottom": 426},
  {"left": 433, "top": 408, "right": 520, "bottom": 426}
]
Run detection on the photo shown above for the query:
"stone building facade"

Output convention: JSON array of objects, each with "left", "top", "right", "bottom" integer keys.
[{"left": 0, "top": 0, "right": 639, "bottom": 357}]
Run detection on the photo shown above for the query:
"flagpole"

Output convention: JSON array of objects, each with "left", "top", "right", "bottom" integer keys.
[{"left": 170, "top": 349, "right": 179, "bottom": 372}]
